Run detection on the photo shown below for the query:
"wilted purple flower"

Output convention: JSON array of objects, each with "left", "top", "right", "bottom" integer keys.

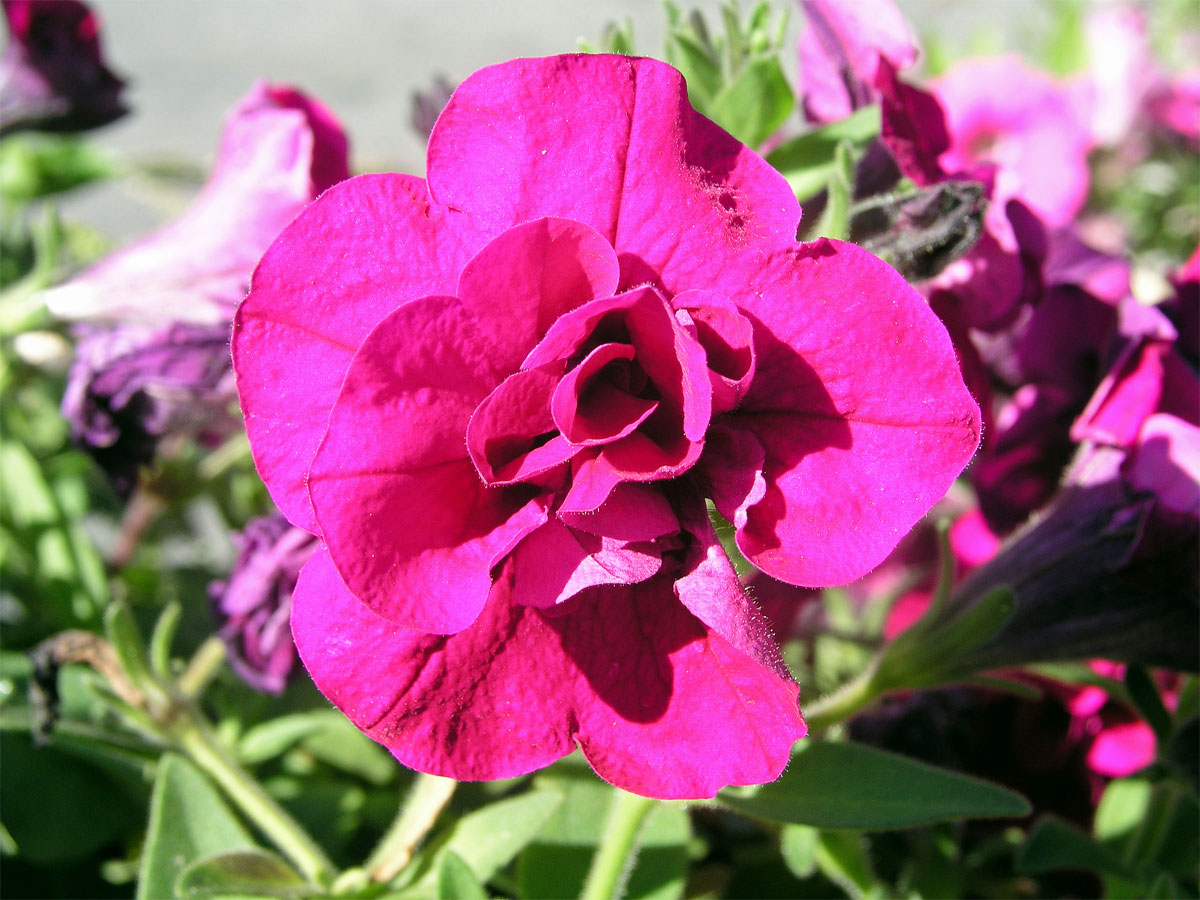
[
  {"left": 0, "top": 0, "right": 126, "bottom": 135},
  {"left": 42, "top": 80, "right": 350, "bottom": 326},
  {"left": 61, "top": 321, "right": 236, "bottom": 496},
  {"left": 210, "top": 514, "right": 318, "bottom": 694}
]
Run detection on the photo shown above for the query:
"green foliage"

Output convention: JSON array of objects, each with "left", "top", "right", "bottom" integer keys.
[
  {"left": 718, "top": 740, "right": 1030, "bottom": 829},
  {"left": 765, "top": 106, "right": 881, "bottom": 201},
  {"left": 663, "top": 1, "right": 794, "bottom": 147},
  {"left": 175, "top": 850, "right": 309, "bottom": 899},
  {"left": 137, "top": 755, "right": 260, "bottom": 900},
  {"left": 518, "top": 758, "right": 691, "bottom": 900},
  {"left": 0, "top": 134, "right": 118, "bottom": 202}
]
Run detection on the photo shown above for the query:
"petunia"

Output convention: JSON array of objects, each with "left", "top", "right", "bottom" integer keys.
[
  {"left": 234, "top": 54, "right": 980, "bottom": 799},
  {"left": 930, "top": 56, "right": 1094, "bottom": 229},
  {"left": 0, "top": 0, "right": 125, "bottom": 136},
  {"left": 796, "top": 0, "right": 917, "bottom": 124},
  {"left": 209, "top": 513, "right": 318, "bottom": 695},
  {"left": 42, "top": 80, "right": 350, "bottom": 326},
  {"left": 61, "top": 321, "right": 237, "bottom": 496}
]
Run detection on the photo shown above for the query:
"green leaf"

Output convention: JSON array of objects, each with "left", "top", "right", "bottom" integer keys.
[
  {"left": 766, "top": 107, "right": 881, "bottom": 200},
  {"left": 665, "top": 31, "right": 722, "bottom": 107},
  {"left": 176, "top": 850, "right": 308, "bottom": 899},
  {"left": 811, "top": 140, "right": 854, "bottom": 241},
  {"left": 1016, "top": 816, "right": 1132, "bottom": 877},
  {"left": 0, "top": 134, "right": 117, "bottom": 201},
  {"left": 137, "top": 754, "right": 259, "bottom": 900},
  {"left": 1125, "top": 666, "right": 1173, "bottom": 744},
  {"left": 518, "top": 761, "right": 691, "bottom": 900},
  {"left": 403, "top": 789, "right": 562, "bottom": 893},
  {"left": 237, "top": 712, "right": 339, "bottom": 765},
  {"left": 1095, "top": 778, "right": 1153, "bottom": 845},
  {"left": 717, "top": 740, "right": 1030, "bottom": 829},
  {"left": 779, "top": 824, "right": 818, "bottom": 879},
  {"left": 814, "top": 831, "right": 880, "bottom": 900},
  {"left": 436, "top": 851, "right": 488, "bottom": 900},
  {"left": 707, "top": 56, "right": 795, "bottom": 148}
]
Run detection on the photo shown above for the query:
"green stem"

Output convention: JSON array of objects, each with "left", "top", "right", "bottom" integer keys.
[
  {"left": 171, "top": 707, "right": 336, "bottom": 887},
  {"left": 366, "top": 773, "right": 458, "bottom": 883},
  {"left": 802, "top": 668, "right": 881, "bottom": 734},
  {"left": 579, "top": 789, "right": 656, "bottom": 900},
  {"left": 177, "top": 636, "right": 226, "bottom": 699}
]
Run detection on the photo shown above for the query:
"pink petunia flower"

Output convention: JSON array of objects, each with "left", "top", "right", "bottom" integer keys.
[
  {"left": 796, "top": 0, "right": 917, "bottom": 124},
  {"left": 42, "top": 80, "right": 350, "bottom": 326},
  {"left": 233, "top": 55, "right": 980, "bottom": 799},
  {"left": 931, "top": 56, "right": 1095, "bottom": 229}
]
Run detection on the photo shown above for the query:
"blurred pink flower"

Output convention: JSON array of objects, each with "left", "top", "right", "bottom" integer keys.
[
  {"left": 54, "top": 81, "right": 349, "bottom": 493},
  {"left": 0, "top": 0, "right": 125, "bottom": 135},
  {"left": 44, "top": 81, "right": 349, "bottom": 326},
  {"left": 796, "top": 0, "right": 917, "bottom": 123},
  {"left": 931, "top": 56, "right": 1095, "bottom": 228},
  {"left": 234, "top": 54, "right": 980, "bottom": 799}
]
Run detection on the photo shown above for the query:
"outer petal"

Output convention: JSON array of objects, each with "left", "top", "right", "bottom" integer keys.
[
  {"left": 308, "top": 296, "right": 538, "bottom": 634},
  {"left": 295, "top": 549, "right": 806, "bottom": 801},
  {"left": 558, "top": 579, "right": 805, "bottom": 799},
  {"left": 294, "top": 549, "right": 805, "bottom": 799},
  {"left": 730, "top": 239, "right": 981, "bottom": 586},
  {"left": 292, "top": 548, "right": 576, "bottom": 779},
  {"left": 233, "top": 173, "right": 485, "bottom": 530},
  {"left": 427, "top": 55, "right": 800, "bottom": 294}
]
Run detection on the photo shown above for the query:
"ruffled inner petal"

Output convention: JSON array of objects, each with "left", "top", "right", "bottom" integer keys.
[
  {"left": 551, "top": 342, "right": 659, "bottom": 446},
  {"left": 509, "top": 518, "right": 663, "bottom": 609},
  {"left": 468, "top": 366, "right": 578, "bottom": 486},
  {"left": 457, "top": 217, "right": 620, "bottom": 375}
]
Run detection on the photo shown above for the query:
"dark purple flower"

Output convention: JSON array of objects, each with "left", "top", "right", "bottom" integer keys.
[
  {"left": 61, "top": 321, "right": 236, "bottom": 496},
  {"left": 0, "top": 0, "right": 125, "bottom": 135},
  {"left": 210, "top": 514, "right": 318, "bottom": 694},
  {"left": 944, "top": 314, "right": 1200, "bottom": 673}
]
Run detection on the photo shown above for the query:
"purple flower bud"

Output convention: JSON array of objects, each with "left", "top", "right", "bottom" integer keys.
[
  {"left": 61, "top": 321, "right": 236, "bottom": 496},
  {"left": 209, "top": 514, "right": 317, "bottom": 694},
  {"left": 0, "top": 0, "right": 126, "bottom": 136}
]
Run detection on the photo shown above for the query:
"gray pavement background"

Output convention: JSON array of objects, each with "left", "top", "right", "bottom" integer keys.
[{"left": 19, "top": 0, "right": 1048, "bottom": 240}]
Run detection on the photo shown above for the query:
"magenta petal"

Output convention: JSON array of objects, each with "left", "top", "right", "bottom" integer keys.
[
  {"left": 295, "top": 550, "right": 803, "bottom": 797},
  {"left": 292, "top": 548, "right": 577, "bottom": 780},
  {"left": 552, "top": 343, "right": 658, "bottom": 445},
  {"left": 673, "top": 495, "right": 790, "bottom": 677},
  {"left": 309, "top": 296, "right": 537, "bottom": 634},
  {"left": 427, "top": 55, "right": 800, "bottom": 294},
  {"left": 699, "top": 422, "right": 768, "bottom": 531},
  {"left": 674, "top": 289, "right": 757, "bottom": 414},
  {"left": 234, "top": 174, "right": 485, "bottom": 529},
  {"left": 468, "top": 366, "right": 577, "bottom": 485},
  {"left": 558, "top": 481, "right": 679, "bottom": 542},
  {"left": 457, "top": 217, "right": 620, "bottom": 374},
  {"left": 511, "top": 518, "right": 662, "bottom": 609},
  {"left": 732, "top": 239, "right": 981, "bottom": 586},
  {"left": 556, "top": 580, "right": 805, "bottom": 799}
]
